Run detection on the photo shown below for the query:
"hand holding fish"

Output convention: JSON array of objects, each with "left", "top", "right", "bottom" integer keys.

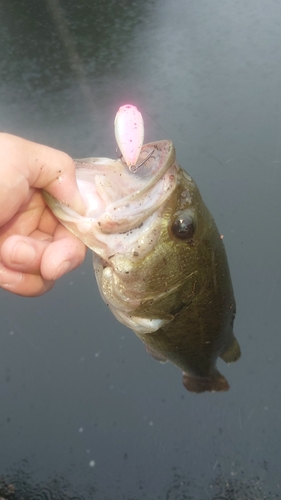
[{"left": 0, "top": 133, "right": 86, "bottom": 296}]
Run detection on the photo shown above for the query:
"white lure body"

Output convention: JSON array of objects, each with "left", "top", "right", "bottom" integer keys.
[{"left": 114, "top": 104, "right": 144, "bottom": 170}]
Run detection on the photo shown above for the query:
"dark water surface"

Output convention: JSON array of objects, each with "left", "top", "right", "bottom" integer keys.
[{"left": 0, "top": 0, "right": 281, "bottom": 498}]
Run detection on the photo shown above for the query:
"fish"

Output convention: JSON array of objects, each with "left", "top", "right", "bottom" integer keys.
[{"left": 43, "top": 105, "right": 241, "bottom": 393}]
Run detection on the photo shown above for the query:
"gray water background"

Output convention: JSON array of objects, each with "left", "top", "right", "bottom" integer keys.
[{"left": 0, "top": 0, "right": 280, "bottom": 498}]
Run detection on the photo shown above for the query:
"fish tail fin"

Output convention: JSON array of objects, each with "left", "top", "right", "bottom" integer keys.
[{"left": 182, "top": 370, "right": 230, "bottom": 393}]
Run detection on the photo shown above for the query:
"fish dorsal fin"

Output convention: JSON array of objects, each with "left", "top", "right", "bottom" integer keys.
[{"left": 220, "top": 334, "right": 241, "bottom": 364}]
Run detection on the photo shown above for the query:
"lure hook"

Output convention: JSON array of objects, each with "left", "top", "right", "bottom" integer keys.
[
  {"left": 116, "top": 144, "right": 154, "bottom": 173},
  {"left": 129, "top": 149, "right": 155, "bottom": 173}
]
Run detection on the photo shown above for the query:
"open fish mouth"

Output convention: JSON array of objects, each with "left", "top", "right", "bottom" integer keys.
[{"left": 43, "top": 140, "right": 179, "bottom": 263}]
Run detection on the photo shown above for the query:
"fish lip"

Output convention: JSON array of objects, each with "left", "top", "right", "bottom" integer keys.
[
  {"left": 72, "top": 140, "right": 178, "bottom": 235},
  {"left": 43, "top": 140, "right": 179, "bottom": 261},
  {"left": 99, "top": 140, "right": 176, "bottom": 223}
]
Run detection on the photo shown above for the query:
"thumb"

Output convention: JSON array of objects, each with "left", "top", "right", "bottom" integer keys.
[{"left": 0, "top": 134, "right": 85, "bottom": 223}]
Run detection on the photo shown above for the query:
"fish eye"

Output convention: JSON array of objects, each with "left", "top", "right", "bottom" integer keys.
[{"left": 170, "top": 211, "right": 195, "bottom": 240}]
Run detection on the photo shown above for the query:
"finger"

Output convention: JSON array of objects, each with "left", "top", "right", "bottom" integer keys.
[
  {"left": 0, "top": 235, "right": 50, "bottom": 274},
  {"left": 0, "top": 228, "right": 86, "bottom": 280},
  {"left": 40, "top": 229, "right": 87, "bottom": 281},
  {"left": 0, "top": 230, "right": 86, "bottom": 297},
  {"left": 26, "top": 141, "right": 85, "bottom": 213},
  {"left": 0, "top": 263, "right": 54, "bottom": 297},
  {"left": 0, "top": 134, "right": 85, "bottom": 224}
]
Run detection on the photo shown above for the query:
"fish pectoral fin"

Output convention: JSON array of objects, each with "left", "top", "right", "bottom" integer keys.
[
  {"left": 220, "top": 334, "right": 241, "bottom": 364},
  {"left": 145, "top": 345, "right": 167, "bottom": 363},
  {"left": 182, "top": 370, "right": 230, "bottom": 393}
]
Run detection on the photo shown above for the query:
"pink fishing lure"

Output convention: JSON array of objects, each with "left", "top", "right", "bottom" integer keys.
[{"left": 114, "top": 104, "right": 144, "bottom": 170}]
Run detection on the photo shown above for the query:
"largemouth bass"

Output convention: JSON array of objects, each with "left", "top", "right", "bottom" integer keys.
[{"left": 44, "top": 106, "right": 240, "bottom": 393}]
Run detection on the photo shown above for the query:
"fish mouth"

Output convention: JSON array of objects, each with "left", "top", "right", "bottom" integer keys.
[{"left": 44, "top": 140, "right": 179, "bottom": 261}]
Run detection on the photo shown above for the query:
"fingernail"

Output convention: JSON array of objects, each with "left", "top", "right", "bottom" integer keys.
[
  {"left": 52, "top": 260, "right": 72, "bottom": 280},
  {"left": 0, "top": 265, "right": 23, "bottom": 286},
  {"left": 12, "top": 241, "right": 36, "bottom": 265}
]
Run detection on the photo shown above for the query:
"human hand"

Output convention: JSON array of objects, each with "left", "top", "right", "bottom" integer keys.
[{"left": 0, "top": 133, "right": 87, "bottom": 296}]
